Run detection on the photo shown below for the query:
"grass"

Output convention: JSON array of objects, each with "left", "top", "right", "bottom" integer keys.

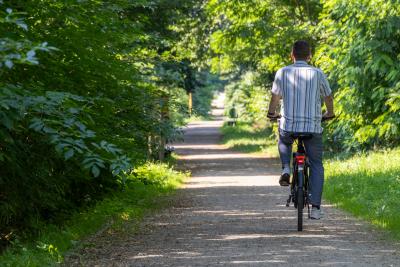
[
  {"left": 220, "top": 122, "right": 278, "bottom": 156},
  {"left": 0, "top": 162, "right": 188, "bottom": 266},
  {"left": 221, "top": 122, "right": 400, "bottom": 237},
  {"left": 324, "top": 148, "right": 400, "bottom": 237},
  {"left": 185, "top": 113, "right": 212, "bottom": 123}
]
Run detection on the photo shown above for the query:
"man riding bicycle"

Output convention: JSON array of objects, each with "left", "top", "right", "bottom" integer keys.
[{"left": 267, "top": 40, "right": 335, "bottom": 220}]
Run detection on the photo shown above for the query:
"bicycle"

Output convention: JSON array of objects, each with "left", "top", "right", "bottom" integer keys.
[
  {"left": 269, "top": 115, "right": 334, "bottom": 231},
  {"left": 286, "top": 133, "right": 312, "bottom": 231}
]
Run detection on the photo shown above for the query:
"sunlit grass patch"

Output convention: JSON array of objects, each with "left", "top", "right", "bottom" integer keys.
[
  {"left": 324, "top": 148, "right": 400, "bottom": 237},
  {"left": 221, "top": 122, "right": 278, "bottom": 156},
  {"left": 185, "top": 113, "right": 212, "bottom": 123},
  {"left": 0, "top": 163, "right": 187, "bottom": 266}
]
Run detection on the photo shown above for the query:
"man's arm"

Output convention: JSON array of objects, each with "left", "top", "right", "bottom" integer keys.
[
  {"left": 319, "top": 70, "right": 335, "bottom": 119},
  {"left": 323, "top": 95, "right": 335, "bottom": 118},
  {"left": 268, "top": 68, "right": 283, "bottom": 118},
  {"left": 267, "top": 93, "right": 281, "bottom": 118}
]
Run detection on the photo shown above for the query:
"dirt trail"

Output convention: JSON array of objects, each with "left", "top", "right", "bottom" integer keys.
[{"left": 66, "top": 106, "right": 400, "bottom": 266}]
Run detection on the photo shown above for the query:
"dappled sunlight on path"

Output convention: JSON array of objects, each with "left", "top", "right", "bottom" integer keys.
[{"left": 72, "top": 105, "right": 400, "bottom": 266}]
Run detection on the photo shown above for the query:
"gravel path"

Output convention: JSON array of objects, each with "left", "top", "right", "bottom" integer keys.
[{"left": 66, "top": 108, "right": 400, "bottom": 266}]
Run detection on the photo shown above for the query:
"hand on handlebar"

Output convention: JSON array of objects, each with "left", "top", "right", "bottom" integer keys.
[
  {"left": 267, "top": 112, "right": 281, "bottom": 121},
  {"left": 322, "top": 112, "right": 336, "bottom": 122}
]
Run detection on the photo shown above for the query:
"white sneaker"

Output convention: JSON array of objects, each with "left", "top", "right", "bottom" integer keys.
[{"left": 310, "top": 207, "right": 321, "bottom": 220}]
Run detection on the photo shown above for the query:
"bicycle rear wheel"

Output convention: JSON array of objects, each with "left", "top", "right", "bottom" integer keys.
[
  {"left": 297, "top": 187, "right": 303, "bottom": 231},
  {"left": 296, "top": 170, "right": 304, "bottom": 231}
]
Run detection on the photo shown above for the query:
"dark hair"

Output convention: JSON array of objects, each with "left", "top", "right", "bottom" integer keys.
[{"left": 292, "top": 40, "right": 311, "bottom": 60}]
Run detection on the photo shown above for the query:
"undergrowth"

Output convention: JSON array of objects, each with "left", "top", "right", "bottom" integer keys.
[{"left": 0, "top": 163, "right": 187, "bottom": 266}]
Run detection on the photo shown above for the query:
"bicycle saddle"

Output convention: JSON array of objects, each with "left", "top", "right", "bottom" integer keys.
[{"left": 291, "top": 133, "right": 313, "bottom": 140}]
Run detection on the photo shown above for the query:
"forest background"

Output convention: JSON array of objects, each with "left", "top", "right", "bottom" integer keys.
[{"left": 1, "top": 0, "right": 400, "bottom": 264}]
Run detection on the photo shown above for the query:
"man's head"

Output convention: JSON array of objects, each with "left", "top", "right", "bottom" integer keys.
[{"left": 291, "top": 40, "right": 311, "bottom": 61}]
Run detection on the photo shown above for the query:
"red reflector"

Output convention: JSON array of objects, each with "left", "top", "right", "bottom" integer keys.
[{"left": 296, "top": 155, "right": 305, "bottom": 164}]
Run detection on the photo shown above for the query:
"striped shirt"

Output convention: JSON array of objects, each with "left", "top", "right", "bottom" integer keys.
[{"left": 271, "top": 60, "right": 332, "bottom": 133}]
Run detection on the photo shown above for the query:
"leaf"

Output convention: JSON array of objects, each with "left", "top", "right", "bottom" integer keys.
[
  {"left": 96, "top": 161, "right": 106, "bottom": 169},
  {"left": 4, "top": 60, "right": 13, "bottom": 69},
  {"left": 380, "top": 54, "right": 394, "bottom": 66},
  {"left": 64, "top": 118, "right": 75, "bottom": 126},
  {"left": 43, "top": 127, "right": 57, "bottom": 134},
  {"left": 16, "top": 21, "right": 28, "bottom": 31},
  {"left": 68, "top": 108, "right": 79, "bottom": 114},
  {"left": 84, "top": 130, "right": 96, "bottom": 138},
  {"left": 55, "top": 143, "right": 69, "bottom": 153},
  {"left": 75, "top": 122, "right": 86, "bottom": 131},
  {"left": 29, "top": 118, "right": 45, "bottom": 131},
  {"left": 0, "top": 102, "right": 10, "bottom": 110},
  {"left": 26, "top": 58, "right": 39, "bottom": 65},
  {"left": 91, "top": 142, "right": 101, "bottom": 149},
  {"left": 0, "top": 128, "right": 14, "bottom": 143},
  {"left": 91, "top": 165, "right": 100, "bottom": 177},
  {"left": 0, "top": 111, "right": 14, "bottom": 129},
  {"left": 27, "top": 50, "right": 36, "bottom": 59},
  {"left": 64, "top": 149, "right": 74, "bottom": 160},
  {"left": 73, "top": 139, "right": 87, "bottom": 150}
]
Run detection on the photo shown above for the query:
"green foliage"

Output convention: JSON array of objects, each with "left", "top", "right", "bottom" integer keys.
[
  {"left": 206, "top": 0, "right": 321, "bottom": 75},
  {"left": 315, "top": 0, "right": 400, "bottom": 150},
  {"left": 0, "top": 87, "right": 131, "bottom": 237},
  {"left": 0, "top": 162, "right": 187, "bottom": 266},
  {"left": 0, "top": 0, "right": 212, "bottom": 247},
  {"left": 0, "top": 87, "right": 130, "bottom": 176},
  {"left": 206, "top": 0, "right": 400, "bottom": 151},
  {"left": 324, "top": 148, "right": 400, "bottom": 237},
  {"left": 0, "top": 6, "right": 57, "bottom": 70}
]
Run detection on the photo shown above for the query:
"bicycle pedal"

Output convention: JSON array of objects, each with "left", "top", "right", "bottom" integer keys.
[{"left": 285, "top": 195, "right": 291, "bottom": 207}]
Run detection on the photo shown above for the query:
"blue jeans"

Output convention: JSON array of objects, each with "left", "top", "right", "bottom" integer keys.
[{"left": 278, "top": 129, "right": 324, "bottom": 206}]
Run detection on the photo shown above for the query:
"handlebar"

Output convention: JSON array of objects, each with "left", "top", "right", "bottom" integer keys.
[{"left": 267, "top": 114, "right": 335, "bottom": 122}]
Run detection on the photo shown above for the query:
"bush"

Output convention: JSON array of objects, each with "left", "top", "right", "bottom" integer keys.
[
  {"left": 0, "top": 0, "right": 199, "bottom": 246},
  {"left": 315, "top": 0, "right": 400, "bottom": 150}
]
